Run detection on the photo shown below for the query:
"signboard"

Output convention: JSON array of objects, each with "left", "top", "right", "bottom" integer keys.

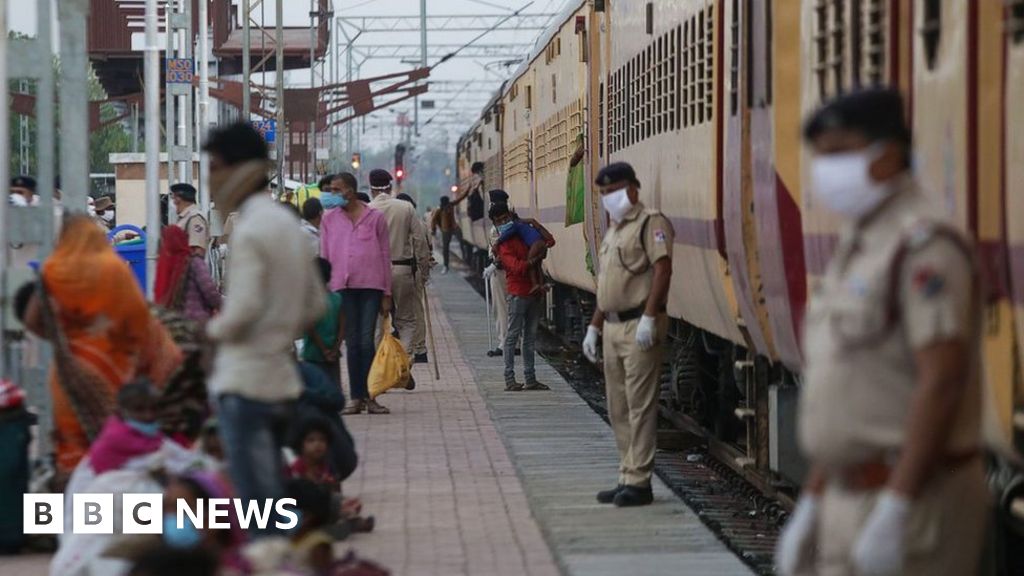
[
  {"left": 252, "top": 120, "right": 276, "bottom": 144},
  {"left": 165, "top": 59, "right": 194, "bottom": 84}
]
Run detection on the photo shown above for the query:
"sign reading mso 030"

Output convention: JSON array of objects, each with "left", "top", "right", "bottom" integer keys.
[{"left": 165, "top": 59, "right": 194, "bottom": 84}]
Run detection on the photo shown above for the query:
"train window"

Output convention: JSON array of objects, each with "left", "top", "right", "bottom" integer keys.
[
  {"left": 647, "top": 2, "right": 655, "bottom": 35},
  {"left": 526, "top": 85, "right": 533, "bottom": 109},
  {"left": 1011, "top": 0, "right": 1024, "bottom": 44},
  {"left": 683, "top": 18, "right": 691, "bottom": 127},
  {"left": 705, "top": 6, "right": 714, "bottom": 122},
  {"left": 921, "top": 0, "right": 941, "bottom": 71},
  {"left": 579, "top": 29, "right": 589, "bottom": 63},
  {"left": 764, "top": 2, "right": 772, "bottom": 104},
  {"left": 866, "top": 0, "right": 885, "bottom": 85},
  {"left": 832, "top": 0, "right": 845, "bottom": 94},
  {"left": 698, "top": 10, "right": 706, "bottom": 125},
  {"left": 672, "top": 26, "right": 681, "bottom": 131},
  {"left": 852, "top": 0, "right": 863, "bottom": 86},
  {"left": 814, "top": 1, "right": 829, "bottom": 98},
  {"left": 557, "top": 37, "right": 562, "bottom": 56},
  {"left": 552, "top": 74, "right": 557, "bottom": 104}
]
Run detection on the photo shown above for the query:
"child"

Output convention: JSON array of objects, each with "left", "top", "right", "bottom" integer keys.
[
  {"left": 289, "top": 417, "right": 374, "bottom": 536},
  {"left": 493, "top": 213, "right": 556, "bottom": 294},
  {"left": 288, "top": 417, "right": 338, "bottom": 489},
  {"left": 286, "top": 479, "right": 335, "bottom": 574},
  {"left": 302, "top": 258, "right": 345, "bottom": 385}
]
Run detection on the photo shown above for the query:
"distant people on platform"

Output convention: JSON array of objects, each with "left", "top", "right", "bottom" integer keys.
[
  {"left": 202, "top": 121, "right": 327, "bottom": 536},
  {"left": 368, "top": 168, "right": 430, "bottom": 381},
  {"left": 8, "top": 175, "right": 35, "bottom": 206},
  {"left": 320, "top": 172, "right": 393, "bottom": 415},
  {"left": 431, "top": 196, "right": 458, "bottom": 274},
  {"left": 14, "top": 215, "right": 182, "bottom": 487},
  {"left": 489, "top": 201, "right": 550, "bottom": 392},
  {"left": 170, "top": 183, "right": 210, "bottom": 258},
  {"left": 155, "top": 226, "right": 222, "bottom": 324},
  {"left": 301, "top": 189, "right": 327, "bottom": 257}
]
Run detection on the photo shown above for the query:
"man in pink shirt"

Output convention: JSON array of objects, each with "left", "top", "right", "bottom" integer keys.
[{"left": 320, "top": 172, "right": 393, "bottom": 414}]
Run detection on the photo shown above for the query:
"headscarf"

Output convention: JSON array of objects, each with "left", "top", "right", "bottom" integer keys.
[{"left": 155, "top": 226, "right": 191, "bottom": 307}]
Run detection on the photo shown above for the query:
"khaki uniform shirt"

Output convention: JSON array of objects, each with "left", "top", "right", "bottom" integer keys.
[
  {"left": 176, "top": 204, "right": 210, "bottom": 251},
  {"left": 596, "top": 202, "right": 674, "bottom": 313},
  {"left": 370, "top": 193, "right": 428, "bottom": 270},
  {"left": 799, "top": 176, "right": 981, "bottom": 469}
]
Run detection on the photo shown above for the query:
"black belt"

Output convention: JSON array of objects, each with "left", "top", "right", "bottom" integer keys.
[
  {"left": 604, "top": 307, "right": 644, "bottom": 323},
  {"left": 392, "top": 258, "right": 415, "bottom": 266}
]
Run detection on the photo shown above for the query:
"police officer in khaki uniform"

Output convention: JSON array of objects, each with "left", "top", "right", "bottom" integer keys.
[
  {"left": 776, "top": 89, "right": 987, "bottom": 576},
  {"left": 395, "top": 191, "right": 432, "bottom": 363},
  {"left": 583, "top": 162, "right": 674, "bottom": 507},
  {"left": 368, "top": 169, "right": 430, "bottom": 386},
  {"left": 171, "top": 183, "right": 210, "bottom": 258}
]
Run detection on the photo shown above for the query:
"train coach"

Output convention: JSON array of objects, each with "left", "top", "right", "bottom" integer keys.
[{"left": 458, "top": 0, "right": 1024, "bottom": 567}]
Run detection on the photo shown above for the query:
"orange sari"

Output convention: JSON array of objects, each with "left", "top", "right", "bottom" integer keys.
[{"left": 43, "top": 217, "right": 182, "bottom": 472}]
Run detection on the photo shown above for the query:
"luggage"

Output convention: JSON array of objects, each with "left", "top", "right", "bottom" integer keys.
[{"left": 368, "top": 316, "right": 412, "bottom": 399}]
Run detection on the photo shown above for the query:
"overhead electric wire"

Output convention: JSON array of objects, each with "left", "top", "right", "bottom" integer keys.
[{"left": 431, "top": 1, "right": 535, "bottom": 68}]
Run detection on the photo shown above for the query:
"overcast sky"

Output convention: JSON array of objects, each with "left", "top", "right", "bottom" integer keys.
[{"left": 8, "top": 0, "right": 573, "bottom": 149}]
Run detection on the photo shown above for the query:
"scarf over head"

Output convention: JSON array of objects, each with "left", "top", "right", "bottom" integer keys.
[{"left": 154, "top": 226, "right": 191, "bottom": 308}]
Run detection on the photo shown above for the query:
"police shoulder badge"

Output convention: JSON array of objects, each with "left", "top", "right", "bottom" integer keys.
[
  {"left": 912, "top": 266, "right": 945, "bottom": 298},
  {"left": 653, "top": 229, "right": 666, "bottom": 244},
  {"left": 193, "top": 223, "right": 205, "bottom": 234}
]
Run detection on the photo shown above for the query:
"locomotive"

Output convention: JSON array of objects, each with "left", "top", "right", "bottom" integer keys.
[{"left": 456, "top": 0, "right": 1023, "bottom": 565}]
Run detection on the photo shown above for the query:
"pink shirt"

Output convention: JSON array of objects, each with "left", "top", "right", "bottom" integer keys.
[{"left": 320, "top": 206, "right": 393, "bottom": 295}]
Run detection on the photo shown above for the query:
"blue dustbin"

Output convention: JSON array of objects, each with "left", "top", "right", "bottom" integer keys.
[{"left": 108, "top": 225, "right": 147, "bottom": 289}]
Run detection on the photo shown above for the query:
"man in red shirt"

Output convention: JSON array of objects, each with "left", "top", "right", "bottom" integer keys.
[{"left": 489, "top": 202, "right": 550, "bottom": 391}]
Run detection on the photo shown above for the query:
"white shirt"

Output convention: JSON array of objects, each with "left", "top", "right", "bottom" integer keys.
[{"left": 207, "top": 194, "right": 327, "bottom": 402}]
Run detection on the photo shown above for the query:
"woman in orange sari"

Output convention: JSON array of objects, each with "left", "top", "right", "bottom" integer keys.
[{"left": 34, "top": 215, "right": 182, "bottom": 475}]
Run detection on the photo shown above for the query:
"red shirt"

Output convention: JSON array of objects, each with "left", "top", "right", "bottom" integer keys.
[{"left": 495, "top": 236, "right": 534, "bottom": 297}]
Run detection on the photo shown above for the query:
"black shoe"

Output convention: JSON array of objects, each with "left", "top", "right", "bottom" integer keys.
[
  {"left": 596, "top": 485, "right": 625, "bottom": 504},
  {"left": 505, "top": 380, "right": 524, "bottom": 392},
  {"left": 613, "top": 485, "right": 654, "bottom": 507},
  {"left": 414, "top": 353, "right": 428, "bottom": 364},
  {"left": 405, "top": 374, "right": 416, "bottom": 391},
  {"left": 486, "top": 348, "right": 503, "bottom": 357},
  {"left": 524, "top": 380, "right": 550, "bottom": 391}
]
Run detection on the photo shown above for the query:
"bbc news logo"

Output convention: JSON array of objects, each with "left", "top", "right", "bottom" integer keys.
[{"left": 24, "top": 494, "right": 298, "bottom": 534}]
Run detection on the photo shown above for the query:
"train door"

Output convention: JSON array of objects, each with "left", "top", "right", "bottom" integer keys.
[
  {"left": 723, "top": 0, "right": 776, "bottom": 362},
  {"left": 1003, "top": 2, "right": 1024, "bottom": 456}
]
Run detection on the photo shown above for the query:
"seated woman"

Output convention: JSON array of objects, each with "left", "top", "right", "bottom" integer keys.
[{"left": 19, "top": 215, "right": 182, "bottom": 482}]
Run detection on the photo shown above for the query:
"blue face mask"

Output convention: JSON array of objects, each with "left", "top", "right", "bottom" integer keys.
[
  {"left": 321, "top": 192, "right": 348, "bottom": 210},
  {"left": 163, "top": 515, "right": 202, "bottom": 549},
  {"left": 125, "top": 419, "right": 161, "bottom": 438},
  {"left": 497, "top": 222, "right": 514, "bottom": 235}
]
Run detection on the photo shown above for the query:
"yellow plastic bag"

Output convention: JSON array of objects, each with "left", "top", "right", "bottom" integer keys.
[{"left": 368, "top": 315, "right": 412, "bottom": 399}]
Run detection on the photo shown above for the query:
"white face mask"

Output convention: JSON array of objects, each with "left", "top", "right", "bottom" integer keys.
[
  {"left": 810, "top": 145, "right": 889, "bottom": 219},
  {"left": 602, "top": 187, "right": 634, "bottom": 223}
]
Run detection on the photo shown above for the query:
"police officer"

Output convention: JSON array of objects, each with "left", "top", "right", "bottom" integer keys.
[
  {"left": 583, "top": 162, "right": 674, "bottom": 507},
  {"left": 368, "top": 169, "right": 430, "bottom": 382},
  {"left": 170, "top": 183, "right": 210, "bottom": 258},
  {"left": 776, "top": 89, "right": 986, "bottom": 576}
]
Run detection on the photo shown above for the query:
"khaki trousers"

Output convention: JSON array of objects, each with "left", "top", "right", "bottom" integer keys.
[
  {"left": 412, "top": 279, "right": 427, "bottom": 356},
  {"left": 379, "top": 266, "right": 417, "bottom": 356},
  {"left": 490, "top": 269, "right": 508, "bottom": 346},
  {"left": 814, "top": 458, "right": 988, "bottom": 576},
  {"left": 602, "top": 315, "right": 667, "bottom": 487}
]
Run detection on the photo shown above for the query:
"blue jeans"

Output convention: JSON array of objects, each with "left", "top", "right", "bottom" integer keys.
[
  {"left": 504, "top": 295, "right": 542, "bottom": 382},
  {"left": 217, "top": 394, "right": 294, "bottom": 537},
  {"left": 341, "top": 288, "right": 383, "bottom": 400}
]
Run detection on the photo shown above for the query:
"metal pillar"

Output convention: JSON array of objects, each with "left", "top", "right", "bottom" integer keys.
[
  {"left": 242, "top": 0, "right": 251, "bottom": 119},
  {"left": 198, "top": 0, "right": 211, "bottom": 215},
  {"left": 310, "top": 0, "right": 317, "bottom": 181},
  {"left": 415, "top": 0, "right": 426, "bottom": 137},
  {"left": 145, "top": 0, "right": 161, "bottom": 297},
  {"left": 0, "top": 0, "right": 8, "bottom": 380},
  {"left": 165, "top": 0, "right": 195, "bottom": 220},
  {"left": 19, "top": 80, "right": 30, "bottom": 175},
  {"left": 58, "top": 0, "right": 91, "bottom": 213},
  {"left": 276, "top": 0, "right": 285, "bottom": 192}
]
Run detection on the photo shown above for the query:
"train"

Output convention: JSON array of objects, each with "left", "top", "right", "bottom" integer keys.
[{"left": 454, "top": 0, "right": 1023, "bottom": 568}]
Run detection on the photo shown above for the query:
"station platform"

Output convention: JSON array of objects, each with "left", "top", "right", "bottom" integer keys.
[{"left": 341, "top": 264, "right": 754, "bottom": 576}]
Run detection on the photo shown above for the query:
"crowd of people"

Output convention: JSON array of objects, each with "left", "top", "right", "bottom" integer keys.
[{"left": 5, "top": 122, "right": 449, "bottom": 575}]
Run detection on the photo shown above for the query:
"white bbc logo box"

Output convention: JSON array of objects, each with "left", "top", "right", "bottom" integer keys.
[{"left": 23, "top": 493, "right": 163, "bottom": 535}]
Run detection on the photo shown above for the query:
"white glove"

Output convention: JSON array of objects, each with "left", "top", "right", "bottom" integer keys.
[
  {"left": 775, "top": 496, "right": 819, "bottom": 576},
  {"left": 583, "top": 325, "right": 601, "bottom": 363},
  {"left": 483, "top": 263, "right": 496, "bottom": 279},
  {"left": 635, "top": 315, "right": 657, "bottom": 351},
  {"left": 852, "top": 490, "right": 910, "bottom": 576}
]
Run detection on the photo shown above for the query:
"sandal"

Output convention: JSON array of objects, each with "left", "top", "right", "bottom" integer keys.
[
  {"left": 366, "top": 399, "right": 390, "bottom": 414},
  {"left": 341, "top": 400, "right": 366, "bottom": 415}
]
